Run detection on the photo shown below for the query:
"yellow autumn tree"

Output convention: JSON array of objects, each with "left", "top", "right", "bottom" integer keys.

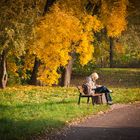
[
  {"left": 31, "top": 1, "right": 103, "bottom": 85},
  {"left": 99, "top": 0, "right": 128, "bottom": 67},
  {"left": 101, "top": 0, "right": 128, "bottom": 37}
]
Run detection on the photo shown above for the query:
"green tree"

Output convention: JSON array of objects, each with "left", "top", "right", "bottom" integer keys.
[{"left": 0, "top": 0, "right": 42, "bottom": 88}]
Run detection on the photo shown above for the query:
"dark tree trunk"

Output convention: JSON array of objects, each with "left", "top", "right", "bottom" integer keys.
[
  {"left": 109, "top": 37, "right": 114, "bottom": 68},
  {"left": 29, "top": 0, "right": 56, "bottom": 85},
  {"left": 0, "top": 50, "right": 8, "bottom": 89},
  {"left": 63, "top": 59, "right": 73, "bottom": 87},
  {"left": 58, "top": 66, "right": 65, "bottom": 86},
  {"left": 29, "top": 57, "right": 40, "bottom": 85},
  {"left": 43, "top": 0, "right": 56, "bottom": 14}
]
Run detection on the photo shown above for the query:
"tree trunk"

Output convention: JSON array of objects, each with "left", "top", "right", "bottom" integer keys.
[
  {"left": 0, "top": 50, "right": 8, "bottom": 89},
  {"left": 63, "top": 59, "right": 73, "bottom": 87},
  {"left": 58, "top": 66, "right": 65, "bottom": 86},
  {"left": 29, "top": 0, "right": 56, "bottom": 85},
  {"left": 43, "top": 0, "right": 56, "bottom": 14},
  {"left": 109, "top": 37, "right": 114, "bottom": 68},
  {"left": 29, "top": 57, "right": 40, "bottom": 85}
]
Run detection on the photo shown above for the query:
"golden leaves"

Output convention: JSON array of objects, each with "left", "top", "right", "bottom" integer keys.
[
  {"left": 101, "top": 0, "right": 128, "bottom": 37},
  {"left": 31, "top": 2, "right": 103, "bottom": 85},
  {"left": 82, "top": 15, "right": 103, "bottom": 32},
  {"left": 28, "top": 0, "right": 128, "bottom": 85},
  {"left": 115, "top": 43, "right": 125, "bottom": 54}
]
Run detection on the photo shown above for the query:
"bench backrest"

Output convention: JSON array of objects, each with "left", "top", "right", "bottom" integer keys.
[
  {"left": 77, "top": 86, "right": 84, "bottom": 94},
  {"left": 77, "top": 85, "right": 89, "bottom": 95}
]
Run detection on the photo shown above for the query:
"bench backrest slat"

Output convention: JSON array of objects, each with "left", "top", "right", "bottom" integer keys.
[{"left": 77, "top": 86, "right": 85, "bottom": 95}]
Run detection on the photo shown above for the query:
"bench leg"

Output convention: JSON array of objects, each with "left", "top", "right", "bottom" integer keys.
[
  {"left": 87, "top": 97, "right": 90, "bottom": 104},
  {"left": 78, "top": 95, "right": 81, "bottom": 105}
]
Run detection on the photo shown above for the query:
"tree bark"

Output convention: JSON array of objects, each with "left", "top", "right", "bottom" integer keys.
[
  {"left": 57, "top": 66, "right": 65, "bottom": 86},
  {"left": 29, "top": 0, "right": 56, "bottom": 85},
  {"left": 43, "top": 0, "right": 56, "bottom": 14},
  {"left": 29, "top": 57, "right": 40, "bottom": 85},
  {"left": 63, "top": 59, "right": 73, "bottom": 87},
  {"left": 109, "top": 37, "right": 114, "bottom": 68},
  {"left": 0, "top": 50, "right": 8, "bottom": 89}
]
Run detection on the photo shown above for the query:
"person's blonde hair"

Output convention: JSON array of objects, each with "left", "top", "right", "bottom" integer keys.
[{"left": 91, "top": 72, "right": 99, "bottom": 80}]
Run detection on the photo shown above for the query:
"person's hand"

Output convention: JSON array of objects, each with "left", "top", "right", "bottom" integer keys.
[{"left": 96, "top": 85, "right": 102, "bottom": 87}]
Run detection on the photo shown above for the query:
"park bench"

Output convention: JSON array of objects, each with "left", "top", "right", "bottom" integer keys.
[{"left": 77, "top": 86, "right": 103, "bottom": 105}]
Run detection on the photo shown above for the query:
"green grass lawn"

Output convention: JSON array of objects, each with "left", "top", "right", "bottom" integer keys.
[
  {"left": 0, "top": 86, "right": 109, "bottom": 140},
  {"left": 0, "top": 68, "right": 140, "bottom": 140}
]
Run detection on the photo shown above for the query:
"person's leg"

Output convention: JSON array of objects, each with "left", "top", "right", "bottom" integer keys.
[
  {"left": 102, "top": 86, "right": 110, "bottom": 93},
  {"left": 104, "top": 92, "right": 112, "bottom": 102},
  {"left": 94, "top": 86, "right": 109, "bottom": 93}
]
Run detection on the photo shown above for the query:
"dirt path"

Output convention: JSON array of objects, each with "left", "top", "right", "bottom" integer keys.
[{"left": 37, "top": 103, "right": 140, "bottom": 140}]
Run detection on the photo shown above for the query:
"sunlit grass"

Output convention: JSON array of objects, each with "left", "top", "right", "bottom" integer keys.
[
  {"left": 0, "top": 68, "right": 140, "bottom": 140},
  {"left": 0, "top": 86, "right": 109, "bottom": 140},
  {"left": 0, "top": 86, "right": 140, "bottom": 140},
  {"left": 112, "top": 87, "right": 140, "bottom": 103}
]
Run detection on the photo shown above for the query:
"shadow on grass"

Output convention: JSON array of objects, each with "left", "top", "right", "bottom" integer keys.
[
  {"left": 0, "top": 118, "right": 65, "bottom": 140},
  {"left": 0, "top": 100, "right": 77, "bottom": 140},
  {"left": 47, "top": 126, "right": 140, "bottom": 140}
]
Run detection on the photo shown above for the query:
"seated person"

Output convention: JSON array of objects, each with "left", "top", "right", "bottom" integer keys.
[{"left": 86, "top": 72, "right": 113, "bottom": 105}]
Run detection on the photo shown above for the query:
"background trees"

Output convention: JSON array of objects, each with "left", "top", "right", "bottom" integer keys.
[
  {"left": 0, "top": 0, "right": 34, "bottom": 88},
  {"left": 0, "top": 0, "right": 46, "bottom": 88},
  {"left": 0, "top": 0, "right": 139, "bottom": 88}
]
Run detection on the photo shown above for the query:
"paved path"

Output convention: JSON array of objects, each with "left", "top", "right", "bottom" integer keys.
[{"left": 44, "top": 103, "right": 140, "bottom": 140}]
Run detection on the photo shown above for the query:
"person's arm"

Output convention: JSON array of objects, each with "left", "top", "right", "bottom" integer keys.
[
  {"left": 94, "top": 81, "right": 102, "bottom": 87},
  {"left": 96, "top": 84, "right": 102, "bottom": 87},
  {"left": 87, "top": 82, "right": 95, "bottom": 95}
]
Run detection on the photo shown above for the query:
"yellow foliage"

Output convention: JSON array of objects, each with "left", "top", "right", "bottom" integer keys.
[
  {"left": 101, "top": 0, "right": 128, "bottom": 37},
  {"left": 31, "top": 1, "right": 103, "bottom": 85},
  {"left": 2, "top": 0, "right": 128, "bottom": 86},
  {"left": 75, "top": 33, "right": 94, "bottom": 65},
  {"left": 82, "top": 15, "right": 103, "bottom": 32},
  {"left": 115, "top": 43, "right": 125, "bottom": 54},
  {"left": 7, "top": 61, "right": 18, "bottom": 76}
]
